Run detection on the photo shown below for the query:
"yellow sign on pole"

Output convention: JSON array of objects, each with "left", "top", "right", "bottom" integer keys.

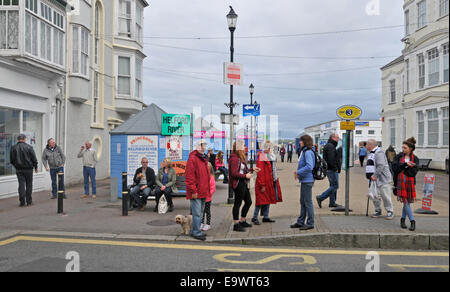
[
  {"left": 340, "top": 121, "right": 356, "bottom": 131},
  {"left": 336, "top": 105, "right": 362, "bottom": 120}
]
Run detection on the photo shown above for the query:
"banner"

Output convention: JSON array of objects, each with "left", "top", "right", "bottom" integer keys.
[
  {"left": 127, "top": 136, "right": 158, "bottom": 186},
  {"left": 166, "top": 136, "right": 183, "bottom": 161}
]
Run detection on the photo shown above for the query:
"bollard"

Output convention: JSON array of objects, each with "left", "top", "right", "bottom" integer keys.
[
  {"left": 57, "top": 171, "right": 64, "bottom": 214},
  {"left": 122, "top": 172, "right": 128, "bottom": 216}
]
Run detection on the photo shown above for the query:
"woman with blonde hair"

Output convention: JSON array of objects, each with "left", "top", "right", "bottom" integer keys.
[{"left": 155, "top": 158, "right": 178, "bottom": 212}]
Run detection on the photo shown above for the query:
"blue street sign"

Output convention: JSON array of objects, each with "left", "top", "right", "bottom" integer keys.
[{"left": 243, "top": 104, "right": 260, "bottom": 117}]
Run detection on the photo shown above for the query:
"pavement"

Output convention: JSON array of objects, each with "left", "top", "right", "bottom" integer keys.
[{"left": 0, "top": 158, "right": 448, "bottom": 250}]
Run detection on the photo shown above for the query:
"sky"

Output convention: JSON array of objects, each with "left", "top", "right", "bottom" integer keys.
[{"left": 142, "top": 0, "right": 405, "bottom": 139}]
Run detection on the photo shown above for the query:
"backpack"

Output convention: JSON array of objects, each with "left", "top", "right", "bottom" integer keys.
[{"left": 312, "top": 150, "right": 328, "bottom": 180}]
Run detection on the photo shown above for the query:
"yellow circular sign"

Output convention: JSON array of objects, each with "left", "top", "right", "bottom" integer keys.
[{"left": 336, "top": 105, "right": 362, "bottom": 120}]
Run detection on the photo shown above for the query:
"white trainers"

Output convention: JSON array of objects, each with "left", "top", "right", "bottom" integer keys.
[
  {"left": 202, "top": 224, "right": 210, "bottom": 231},
  {"left": 200, "top": 223, "right": 205, "bottom": 231}
]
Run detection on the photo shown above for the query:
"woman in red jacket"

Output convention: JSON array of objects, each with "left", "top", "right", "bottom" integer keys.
[
  {"left": 252, "top": 141, "right": 283, "bottom": 225},
  {"left": 229, "top": 141, "right": 259, "bottom": 232}
]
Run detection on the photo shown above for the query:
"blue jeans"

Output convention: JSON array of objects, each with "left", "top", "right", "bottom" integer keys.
[
  {"left": 50, "top": 167, "right": 65, "bottom": 197},
  {"left": 297, "top": 182, "right": 315, "bottom": 227},
  {"left": 83, "top": 166, "right": 96, "bottom": 195},
  {"left": 253, "top": 205, "right": 270, "bottom": 220},
  {"left": 318, "top": 170, "right": 339, "bottom": 206},
  {"left": 190, "top": 198, "right": 206, "bottom": 237},
  {"left": 402, "top": 202, "right": 415, "bottom": 221}
]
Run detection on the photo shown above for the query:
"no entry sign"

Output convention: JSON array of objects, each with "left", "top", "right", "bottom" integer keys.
[{"left": 224, "top": 62, "right": 243, "bottom": 86}]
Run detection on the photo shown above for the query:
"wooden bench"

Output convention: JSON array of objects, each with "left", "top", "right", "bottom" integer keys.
[{"left": 418, "top": 158, "right": 432, "bottom": 170}]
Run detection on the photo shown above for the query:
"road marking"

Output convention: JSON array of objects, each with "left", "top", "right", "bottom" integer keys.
[
  {"left": 0, "top": 236, "right": 448, "bottom": 257},
  {"left": 215, "top": 267, "right": 321, "bottom": 272},
  {"left": 387, "top": 264, "right": 449, "bottom": 272},
  {"left": 213, "top": 253, "right": 317, "bottom": 265}
]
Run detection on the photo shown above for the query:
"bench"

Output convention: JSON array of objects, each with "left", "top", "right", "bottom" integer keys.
[
  {"left": 214, "top": 170, "right": 223, "bottom": 181},
  {"left": 418, "top": 158, "right": 432, "bottom": 170}
]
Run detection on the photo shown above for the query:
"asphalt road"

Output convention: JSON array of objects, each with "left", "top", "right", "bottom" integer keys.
[{"left": 0, "top": 236, "right": 448, "bottom": 273}]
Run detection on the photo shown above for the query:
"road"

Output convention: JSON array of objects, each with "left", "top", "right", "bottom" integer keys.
[{"left": 0, "top": 236, "right": 448, "bottom": 273}]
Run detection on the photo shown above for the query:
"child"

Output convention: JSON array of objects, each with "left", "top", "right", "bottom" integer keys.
[{"left": 201, "top": 162, "right": 216, "bottom": 231}]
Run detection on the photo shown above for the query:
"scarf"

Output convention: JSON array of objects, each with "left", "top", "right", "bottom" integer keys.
[{"left": 396, "top": 154, "right": 417, "bottom": 204}]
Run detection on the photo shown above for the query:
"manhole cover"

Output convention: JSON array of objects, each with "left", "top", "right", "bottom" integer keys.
[{"left": 147, "top": 219, "right": 176, "bottom": 227}]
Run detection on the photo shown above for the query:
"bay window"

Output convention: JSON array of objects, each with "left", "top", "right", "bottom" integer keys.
[
  {"left": 0, "top": 0, "right": 19, "bottom": 50},
  {"left": 118, "top": 56, "right": 131, "bottom": 95},
  {"left": 427, "top": 48, "right": 439, "bottom": 86}
]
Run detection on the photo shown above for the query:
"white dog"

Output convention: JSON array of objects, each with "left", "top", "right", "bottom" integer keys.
[{"left": 175, "top": 214, "right": 192, "bottom": 235}]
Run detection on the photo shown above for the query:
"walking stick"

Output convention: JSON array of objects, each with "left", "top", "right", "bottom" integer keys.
[{"left": 366, "top": 181, "right": 371, "bottom": 216}]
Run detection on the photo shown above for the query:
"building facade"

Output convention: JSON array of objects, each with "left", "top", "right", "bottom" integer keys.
[{"left": 381, "top": 0, "right": 449, "bottom": 170}]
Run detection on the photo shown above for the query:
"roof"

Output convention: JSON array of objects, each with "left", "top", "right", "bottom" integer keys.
[
  {"left": 380, "top": 55, "right": 404, "bottom": 70},
  {"left": 110, "top": 103, "right": 167, "bottom": 135}
]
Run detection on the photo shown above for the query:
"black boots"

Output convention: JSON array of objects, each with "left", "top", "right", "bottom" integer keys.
[
  {"left": 409, "top": 220, "right": 416, "bottom": 231},
  {"left": 400, "top": 218, "right": 407, "bottom": 229}
]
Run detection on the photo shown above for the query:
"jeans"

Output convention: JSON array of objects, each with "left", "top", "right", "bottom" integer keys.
[
  {"left": 218, "top": 167, "right": 229, "bottom": 182},
  {"left": 359, "top": 156, "right": 365, "bottom": 167},
  {"left": 253, "top": 205, "right": 270, "bottom": 220},
  {"left": 297, "top": 182, "right": 315, "bottom": 227},
  {"left": 16, "top": 169, "right": 33, "bottom": 205},
  {"left": 130, "top": 185, "right": 151, "bottom": 207},
  {"left": 318, "top": 170, "right": 339, "bottom": 206},
  {"left": 190, "top": 198, "right": 206, "bottom": 237},
  {"left": 50, "top": 167, "right": 65, "bottom": 197},
  {"left": 402, "top": 202, "right": 415, "bottom": 221},
  {"left": 83, "top": 166, "right": 96, "bottom": 195}
]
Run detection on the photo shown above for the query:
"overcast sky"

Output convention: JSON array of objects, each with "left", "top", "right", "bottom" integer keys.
[{"left": 142, "top": 0, "right": 405, "bottom": 139}]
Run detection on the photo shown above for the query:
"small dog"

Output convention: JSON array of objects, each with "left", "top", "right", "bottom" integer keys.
[{"left": 175, "top": 214, "right": 192, "bottom": 235}]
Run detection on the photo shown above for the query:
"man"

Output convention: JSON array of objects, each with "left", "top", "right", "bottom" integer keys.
[
  {"left": 42, "top": 138, "right": 66, "bottom": 199},
  {"left": 287, "top": 143, "right": 293, "bottom": 163},
  {"left": 10, "top": 134, "right": 38, "bottom": 207},
  {"left": 78, "top": 141, "right": 98, "bottom": 199},
  {"left": 316, "top": 133, "right": 340, "bottom": 208},
  {"left": 130, "top": 157, "right": 155, "bottom": 211},
  {"left": 185, "top": 140, "right": 210, "bottom": 241},
  {"left": 359, "top": 143, "right": 367, "bottom": 167},
  {"left": 207, "top": 148, "right": 216, "bottom": 171},
  {"left": 366, "top": 139, "right": 394, "bottom": 220}
]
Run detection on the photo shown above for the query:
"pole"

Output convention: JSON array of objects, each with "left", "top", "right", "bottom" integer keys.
[
  {"left": 250, "top": 92, "right": 253, "bottom": 168},
  {"left": 345, "top": 130, "right": 351, "bottom": 216},
  {"left": 122, "top": 172, "right": 128, "bottom": 216},
  {"left": 227, "top": 28, "right": 235, "bottom": 205},
  {"left": 57, "top": 171, "right": 64, "bottom": 214}
]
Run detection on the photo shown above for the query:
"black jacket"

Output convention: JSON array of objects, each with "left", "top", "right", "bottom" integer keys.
[
  {"left": 392, "top": 153, "right": 420, "bottom": 187},
  {"left": 10, "top": 142, "right": 38, "bottom": 171},
  {"left": 132, "top": 167, "right": 156, "bottom": 189},
  {"left": 323, "top": 139, "right": 339, "bottom": 172}
]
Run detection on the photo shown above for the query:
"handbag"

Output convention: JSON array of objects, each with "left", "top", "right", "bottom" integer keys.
[{"left": 158, "top": 194, "right": 168, "bottom": 214}]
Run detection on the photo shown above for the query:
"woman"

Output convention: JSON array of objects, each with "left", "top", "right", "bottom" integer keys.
[
  {"left": 228, "top": 141, "right": 259, "bottom": 232},
  {"left": 392, "top": 137, "right": 419, "bottom": 231},
  {"left": 215, "top": 151, "right": 229, "bottom": 184},
  {"left": 155, "top": 158, "right": 178, "bottom": 212},
  {"left": 280, "top": 146, "right": 286, "bottom": 163},
  {"left": 252, "top": 141, "right": 283, "bottom": 225},
  {"left": 291, "top": 135, "right": 316, "bottom": 230}
]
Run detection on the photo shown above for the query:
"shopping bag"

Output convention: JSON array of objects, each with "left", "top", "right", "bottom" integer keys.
[
  {"left": 158, "top": 194, "right": 168, "bottom": 214},
  {"left": 367, "top": 182, "right": 379, "bottom": 201}
]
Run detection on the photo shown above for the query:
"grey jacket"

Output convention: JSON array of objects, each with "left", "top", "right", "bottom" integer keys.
[
  {"left": 42, "top": 145, "right": 65, "bottom": 169},
  {"left": 372, "top": 147, "right": 392, "bottom": 187}
]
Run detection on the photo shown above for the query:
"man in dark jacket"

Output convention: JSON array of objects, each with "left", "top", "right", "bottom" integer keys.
[
  {"left": 130, "top": 157, "right": 156, "bottom": 211},
  {"left": 10, "top": 134, "right": 38, "bottom": 207},
  {"left": 316, "top": 133, "right": 340, "bottom": 208}
]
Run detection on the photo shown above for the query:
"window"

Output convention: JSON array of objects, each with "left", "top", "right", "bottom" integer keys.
[
  {"left": 72, "top": 26, "right": 79, "bottom": 73},
  {"left": 389, "top": 79, "right": 396, "bottom": 103},
  {"left": 40, "top": 2, "right": 52, "bottom": 22},
  {"left": 440, "top": 0, "right": 449, "bottom": 17},
  {"left": 368, "top": 130, "right": 375, "bottom": 135},
  {"left": 418, "top": 54, "right": 425, "bottom": 89},
  {"left": 94, "top": 3, "right": 100, "bottom": 65},
  {"left": 118, "top": 56, "right": 130, "bottom": 95},
  {"left": 0, "top": 10, "right": 18, "bottom": 49},
  {"left": 444, "top": 43, "right": 449, "bottom": 83},
  {"left": 427, "top": 109, "right": 439, "bottom": 146},
  {"left": 136, "top": 3, "right": 143, "bottom": 43},
  {"left": 93, "top": 72, "right": 99, "bottom": 124},
  {"left": 135, "top": 59, "right": 142, "bottom": 99},
  {"left": 119, "top": 0, "right": 132, "bottom": 37},
  {"left": 417, "top": 112, "right": 425, "bottom": 146},
  {"left": 443, "top": 107, "right": 449, "bottom": 146},
  {"left": 25, "top": 0, "right": 37, "bottom": 14},
  {"left": 428, "top": 48, "right": 439, "bottom": 86},
  {"left": 54, "top": 28, "right": 63, "bottom": 66},
  {"left": 72, "top": 26, "right": 89, "bottom": 76},
  {"left": 0, "top": 0, "right": 19, "bottom": 5},
  {"left": 25, "top": 12, "right": 38, "bottom": 56},
  {"left": 417, "top": 0, "right": 427, "bottom": 29},
  {"left": 355, "top": 130, "right": 362, "bottom": 135},
  {"left": 81, "top": 28, "right": 88, "bottom": 76},
  {"left": 53, "top": 11, "right": 63, "bottom": 30},
  {"left": 389, "top": 119, "right": 396, "bottom": 146},
  {"left": 405, "top": 10, "right": 410, "bottom": 36},
  {"left": 405, "top": 59, "right": 410, "bottom": 93},
  {"left": 40, "top": 21, "right": 51, "bottom": 61}
]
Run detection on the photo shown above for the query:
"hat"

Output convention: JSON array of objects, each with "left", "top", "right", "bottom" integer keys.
[{"left": 17, "top": 134, "right": 26, "bottom": 141}]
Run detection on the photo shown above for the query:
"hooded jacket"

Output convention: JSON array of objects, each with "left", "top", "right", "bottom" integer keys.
[
  {"left": 185, "top": 150, "right": 210, "bottom": 200},
  {"left": 42, "top": 144, "right": 66, "bottom": 169}
]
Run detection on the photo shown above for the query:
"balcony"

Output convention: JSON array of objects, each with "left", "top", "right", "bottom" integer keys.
[{"left": 115, "top": 97, "right": 144, "bottom": 114}]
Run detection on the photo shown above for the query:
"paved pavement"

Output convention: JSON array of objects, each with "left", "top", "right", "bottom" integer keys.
[{"left": 0, "top": 159, "right": 448, "bottom": 250}]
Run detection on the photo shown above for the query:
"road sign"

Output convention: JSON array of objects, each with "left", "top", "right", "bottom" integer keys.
[
  {"left": 243, "top": 104, "right": 260, "bottom": 117},
  {"left": 220, "top": 113, "right": 239, "bottom": 125},
  {"left": 336, "top": 105, "right": 362, "bottom": 120},
  {"left": 340, "top": 121, "right": 356, "bottom": 131},
  {"left": 223, "top": 62, "right": 243, "bottom": 86},
  {"left": 161, "top": 114, "right": 191, "bottom": 136}
]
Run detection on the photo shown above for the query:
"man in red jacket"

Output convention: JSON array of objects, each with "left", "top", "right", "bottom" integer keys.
[{"left": 185, "top": 140, "right": 210, "bottom": 241}]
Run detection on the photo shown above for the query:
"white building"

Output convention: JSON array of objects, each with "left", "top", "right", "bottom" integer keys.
[{"left": 381, "top": 0, "right": 449, "bottom": 170}]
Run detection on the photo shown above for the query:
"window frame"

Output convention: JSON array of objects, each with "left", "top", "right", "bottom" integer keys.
[
  {"left": 427, "top": 108, "right": 439, "bottom": 146},
  {"left": 427, "top": 47, "right": 440, "bottom": 86},
  {"left": 117, "top": 56, "right": 131, "bottom": 96},
  {"left": 389, "top": 79, "right": 396, "bottom": 104},
  {"left": 417, "top": 0, "right": 427, "bottom": 30}
]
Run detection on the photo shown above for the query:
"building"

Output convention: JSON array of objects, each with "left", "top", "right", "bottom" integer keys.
[
  {"left": 381, "top": 0, "right": 449, "bottom": 170},
  {"left": 0, "top": 0, "right": 69, "bottom": 198}
]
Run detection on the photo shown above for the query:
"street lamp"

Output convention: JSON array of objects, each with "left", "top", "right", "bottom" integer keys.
[
  {"left": 226, "top": 6, "right": 238, "bottom": 204},
  {"left": 249, "top": 83, "right": 255, "bottom": 168}
]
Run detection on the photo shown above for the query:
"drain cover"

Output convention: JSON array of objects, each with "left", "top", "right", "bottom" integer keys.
[{"left": 147, "top": 219, "right": 176, "bottom": 227}]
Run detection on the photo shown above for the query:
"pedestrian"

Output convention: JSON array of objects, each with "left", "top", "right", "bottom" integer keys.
[
  {"left": 280, "top": 145, "right": 286, "bottom": 162},
  {"left": 359, "top": 144, "right": 367, "bottom": 167},
  {"left": 185, "top": 140, "right": 210, "bottom": 241},
  {"left": 316, "top": 133, "right": 340, "bottom": 208},
  {"left": 252, "top": 141, "right": 282, "bottom": 225},
  {"left": 42, "top": 138, "right": 66, "bottom": 200},
  {"left": 10, "top": 134, "right": 38, "bottom": 207},
  {"left": 366, "top": 139, "right": 394, "bottom": 220},
  {"left": 201, "top": 162, "right": 216, "bottom": 231},
  {"left": 392, "top": 137, "right": 419, "bottom": 231},
  {"left": 78, "top": 141, "right": 98, "bottom": 199},
  {"left": 385, "top": 145, "right": 396, "bottom": 175},
  {"left": 229, "top": 140, "right": 260, "bottom": 232},
  {"left": 287, "top": 143, "right": 293, "bottom": 163},
  {"left": 130, "top": 157, "right": 156, "bottom": 211},
  {"left": 215, "top": 151, "right": 229, "bottom": 184},
  {"left": 291, "top": 135, "right": 316, "bottom": 230},
  {"left": 207, "top": 148, "right": 216, "bottom": 171},
  {"left": 155, "top": 158, "right": 177, "bottom": 212}
]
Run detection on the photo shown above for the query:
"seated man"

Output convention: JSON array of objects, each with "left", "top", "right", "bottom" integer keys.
[{"left": 130, "top": 157, "right": 156, "bottom": 211}]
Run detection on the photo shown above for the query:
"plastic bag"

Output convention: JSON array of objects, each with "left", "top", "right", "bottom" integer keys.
[
  {"left": 367, "top": 181, "right": 380, "bottom": 201},
  {"left": 158, "top": 195, "right": 168, "bottom": 214}
]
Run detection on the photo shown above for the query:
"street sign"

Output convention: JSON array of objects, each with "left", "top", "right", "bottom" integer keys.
[
  {"left": 340, "top": 121, "right": 356, "bottom": 131},
  {"left": 220, "top": 113, "right": 239, "bottom": 125},
  {"left": 161, "top": 114, "right": 191, "bottom": 136},
  {"left": 336, "top": 105, "right": 362, "bottom": 120},
  {"left": 223, "top": 62, "right": 243, "bottom": 86},
  {"left": 243, "top": 104, "right": 260, "bottom": 117},
  {"left": 355, "top": 121, "right": 370, "bottom": 127}
]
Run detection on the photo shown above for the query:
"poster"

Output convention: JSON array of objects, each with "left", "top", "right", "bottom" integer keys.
[
  {"left": 166, "top": 136, "right": 183, "bottom": 161},
  {"left": 127, "top": 136, "right": 158, "bottom": 186}
]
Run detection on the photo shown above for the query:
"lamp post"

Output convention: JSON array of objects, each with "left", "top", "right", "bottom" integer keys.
[
  {"left": 249, "top": 83, "right": 254, "bottom": 168},
  {"left": 226, "top": 6, "right": 238, "bottom": 204}
]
